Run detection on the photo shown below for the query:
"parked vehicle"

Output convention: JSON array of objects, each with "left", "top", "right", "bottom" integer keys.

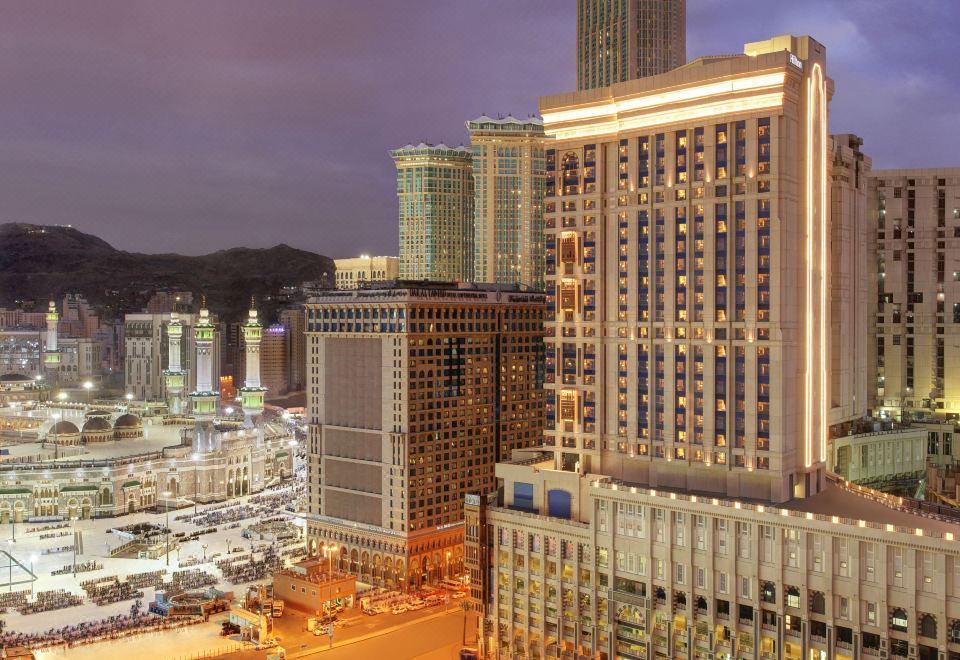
[
  {"left": 451, "top": 591, "right": 467, "bottom": 599},
  {"left": 407, "top": 599, "right": 425, "bottom": 611},
  {"left": 391, "top": 604, "right": 408, "bottom": 615},
  {"left": 362, "top": 608, "right": 377, "bottom": 616}
]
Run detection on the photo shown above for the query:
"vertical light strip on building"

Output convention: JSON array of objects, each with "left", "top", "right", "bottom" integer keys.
[
  {"left": 804, "top": 61, "right": 828, "bottom": 468},
  {"left": 815, "top": 63, "right": 828, "bottom": 464}
]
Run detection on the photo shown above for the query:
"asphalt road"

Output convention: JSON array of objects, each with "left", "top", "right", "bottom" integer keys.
[{"left": 215, "top": 608, "right": 475, "bottom": 660}]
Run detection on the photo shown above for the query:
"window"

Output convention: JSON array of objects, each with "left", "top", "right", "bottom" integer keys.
[
  {"left": 675, "top": 563, "right": 685, "bottom": 584},
  {"left": 696, "top": 567, "right": 706, "bottom": 589},
  {"left": 740, "top": 577, "right": 752, "bottom": 599},
  {"left": 786, "top": 587, "right": 801, "bottom": 609}
]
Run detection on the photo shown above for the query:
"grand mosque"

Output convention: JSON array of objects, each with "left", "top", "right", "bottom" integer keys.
[{"left": 0, "top": 300, "right": 295, "bottom": 523}]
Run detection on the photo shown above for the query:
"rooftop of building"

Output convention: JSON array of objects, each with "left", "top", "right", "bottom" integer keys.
[
  {"left": 869, "top": 166, "right": 960, "bottom": 177},
  {"left": 589, "top": 476, "right": 960, "bottom": 538},
  {"left": 465, "top": 115, "right": 545, "bottom": 133},
  {"left": 307, "top": 280, "right": 546, "bottom": 305},
  {"left": 540, "top": 33, "right": 826, "bottom": 116},
  {"left": 389, "top": 142, "right": 471, "bottom": 159}
]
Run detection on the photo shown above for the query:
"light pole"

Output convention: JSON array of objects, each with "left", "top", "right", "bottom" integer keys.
[
  {"left": 201, "top": 543, "right": 208, "bottom": 562},
  {"left": 125, "top": 392, "right": 133, "bottom": 412},
  {"left": 82, "top": 381, "right": 93, "bottom": 406},
  {"left": 162, "top": 490, "right": 171, "bottom": 566},
  {"left": 446, "top": 551, "right": 451, "bottom": 580}
]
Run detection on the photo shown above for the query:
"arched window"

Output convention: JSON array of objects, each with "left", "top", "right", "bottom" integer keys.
[
  {"left": 949, "top": 620, "right": 960, "bottom": 644},
  {"left": 696, "top": 596, "right": 708, "bottom": 613},
  {"left": 919, "top": 613, "right": 937, "bottom": 639},
  {"left": 891, "top": 608, "right": 909, "bottom": 633},
  {"left": 811, "top": 591, "right": 825, "bottom": 614}
]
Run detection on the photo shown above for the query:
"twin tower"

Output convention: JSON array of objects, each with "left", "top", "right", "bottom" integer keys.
[{"left": 163, "top": 300, "right": 267, "bottom": 443}]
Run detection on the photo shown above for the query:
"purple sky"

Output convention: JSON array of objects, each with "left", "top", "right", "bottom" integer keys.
[{"left": 0, "top": 0, "right": 956, "bottom": 258}]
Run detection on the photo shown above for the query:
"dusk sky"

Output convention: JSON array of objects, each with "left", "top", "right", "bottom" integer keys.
[{"left": 1, "top": 0, "right": 956, "bottom": 258}]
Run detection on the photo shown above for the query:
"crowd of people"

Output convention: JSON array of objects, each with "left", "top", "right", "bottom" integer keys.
[
  {"left": 81, "top": 577, "right": 144, "bottom": 606},
  {"left": 126, "top": 569, "right": 167, "bottom": 590},
  {"left": 17, "top": 588, "right": 83, "bottom": 615},
  {"left": 0, "top": 612, "right": 203, "bottom": 650},
  {"left": 52, "top": 560, "right": 103, "bottom": 576},
  {"left": 168, "top": 568, "right": 218, "bottom": 593}
]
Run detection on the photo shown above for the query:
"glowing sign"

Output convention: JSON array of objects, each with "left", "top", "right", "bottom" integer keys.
[{"left": 789, "top": 53, "right": 803, "bottom": 69}]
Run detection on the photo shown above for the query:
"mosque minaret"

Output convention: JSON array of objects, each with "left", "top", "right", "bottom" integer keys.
[
  {"left": 163, "top": 308, "right": 186, "bottom": 415},
  {"left": 189, "top": 298, "right": 219, "bottom": 452},
  {"left": 240, "top": 300, "right": 267, "bottom": 428},
  {"left": 43, "top": 299, "right": 61, "bottom": 384}
]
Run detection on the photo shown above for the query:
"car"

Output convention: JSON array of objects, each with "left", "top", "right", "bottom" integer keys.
[
  {"left": 362, "top": 608, "right": 377, "bottom": 616},
  {"left": 451, "top": 591, "right": 467, "bottom": 599},
  {"left": 391, "top": 604, "right": 408, "bottom": 615},
  {"left": 425, "top": 595, "right": 444, "bottom": 606},
  {"left": 407, "top": 599, "right": 425, "bottom": 611}
]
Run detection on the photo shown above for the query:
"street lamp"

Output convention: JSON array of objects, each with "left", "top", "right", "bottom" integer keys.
[
  {"left": 162, "top": 490, "right": 171, "bottom": 566},
  {"left": 446, "top": 551, "right": 451, "bottom": 580},
  {"left": 57, "top": 392, "right": 68, "bottom": 402},
  {"left": 82, "top": 381, "right": 93, "bottom": 406},
  {"left": 29, "top": 554, "right": 37, "bottom": 595}
]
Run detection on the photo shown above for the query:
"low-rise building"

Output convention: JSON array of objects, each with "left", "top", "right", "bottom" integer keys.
[
  {"left": 273, "top": 558, "right": 356, "bottom": 614},
  {"left": 334, "top": 256, "right": 399, "bottom": 290}
]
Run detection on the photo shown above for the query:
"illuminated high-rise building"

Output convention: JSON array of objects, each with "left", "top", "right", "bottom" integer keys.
[
  {"left": 466, "top": 35, "right": 960, "bottom": 660},
  {"left": 871, "top": 168, "right": 960, "bottom": 419},
  {"left": 544, "top": 34, "right": 831, "bottom": 503},
  {"left": 577, "top": 0, "right": 686, "bottom": 91},
  {"left": 391, "top": 143, "right": 474, "bottom": 282},
  {"left": 304, "top": 283, "right": 544, "bottom": 588},
  {"left": 467, "top": 115, "right": 548, "bottom": 290}
]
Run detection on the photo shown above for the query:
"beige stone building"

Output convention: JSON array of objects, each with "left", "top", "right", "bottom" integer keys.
[
  {"left": 542, "top": 34, "right": 832, "bottom": 504},
  {"left": 829, "top": 134, "right": 875, "bottom": 429},
  {"left": 455, "top": 33, "right": 960, "bottom": 660},
  {"left": 871, "top": 168, "right": 960, "bottom": 419},
  {"left": 467, "top": 116, "right": 549, "bottom": 290},
  {"left": 577, "top": 0, "right": 686, "bottom": 91},
  {"left": 468, "top": 450, "right": 960, "bottom": 660},
  {"left": 334, "top": 255, "right": 399, "bottom": 290},
  {"left": 304, "top": 283, "right": 544, "bottom": 589},
  {"left": 391, "top": 144, "right": 474, "bottom": 282}
]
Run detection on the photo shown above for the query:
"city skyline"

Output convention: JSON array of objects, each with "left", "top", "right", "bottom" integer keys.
[{"left": 0, "top": 1, "right": 956, "bottom": 259}]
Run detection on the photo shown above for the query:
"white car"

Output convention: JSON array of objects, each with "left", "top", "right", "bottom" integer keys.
[
  {"left": 391, "top": 604, "right": 408, "bottom": 615},
  {"left": 407, "top": 599, "right": 426, "bottom": 611}
]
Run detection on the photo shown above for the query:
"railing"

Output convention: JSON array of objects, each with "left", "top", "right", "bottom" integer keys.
[{"left": 590, "top": 476, "right": 958, "bottom": 540}]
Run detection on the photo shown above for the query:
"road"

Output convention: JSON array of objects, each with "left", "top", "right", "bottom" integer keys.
[{"left": 216, "top": 608, "right": 473, "bottom": 660}]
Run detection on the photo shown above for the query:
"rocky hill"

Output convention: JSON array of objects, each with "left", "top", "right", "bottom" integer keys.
[{"left": 0, "top": 223, "right": 334, "bottom": 321}]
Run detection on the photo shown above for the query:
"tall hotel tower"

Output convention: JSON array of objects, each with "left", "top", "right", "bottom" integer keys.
[
  {"left": 391, "top": 143, "right": 474, "bottom": 282},
  {"left": 467, "top": 116, "right": 548, "bottom": 290},
  {"left": 577, "top": 0, "right": 686, "bottom": 90},
  {"left": 546, "top": 34, "right": 831, "bottom": 503},
  {"left": 466, "top": 35, "right": 960, "bottom": 660}
]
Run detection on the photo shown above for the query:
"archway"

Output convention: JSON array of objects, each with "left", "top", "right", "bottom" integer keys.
[
  {"left": 80, "top": 498, "right": 91, "bottom": 520},
  {"left": 920, "top": 614, "right": 937, "bottom": 639},
  {"left": 127, "top": 497, "right": 136, "bottom": 513},
  {"left": 67, "top": 498, "right": 78, "bottom": 519}
]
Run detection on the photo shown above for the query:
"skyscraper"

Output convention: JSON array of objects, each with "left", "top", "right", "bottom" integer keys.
[
  {"left": 304, "top": 283, "right": 544, "bottom": 589},
  {"left": 577, "top": 0, "right": 686, "bottom": 91},
  {"left": 467, "top": 115, "right": 548, "bottom": 290},
  {"left": 546, "top": 34, "right": 831, "bottom": 503},
  {"left": 466, "top": 35, "right": 960, "bottom": 660},
  {"left": 391, "top": 143, "right": 474, "bottom": 282},
  {"left": 871, "top": 168, "right": 960, "bottom": 419}
]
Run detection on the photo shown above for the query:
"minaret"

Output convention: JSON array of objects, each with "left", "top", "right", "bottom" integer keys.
[
  {"left": 163, "top": 308, "right": 185, "bottom": 415},
  {"left": 189, "top": 298, "right": 219, "bottom": 452},
  {"left": 240, "top": 299, "right": 267, "bottom": 428},
  {"left": 43, "top": 299, "right": 61, "bottom": 384}
]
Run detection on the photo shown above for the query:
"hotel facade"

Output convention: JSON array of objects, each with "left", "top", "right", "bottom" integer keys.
[
  {"left": 391, "top": 143, "right": 475, "bottom": 282},
  {"left": 304, "top": 284, "right": 544, "bottom": 589},
  {"left": 464, "top": 35, "right": 960, "bottom": 660},
  {"left": 871, "top": 168, "right": 960, "bottom": 420},
  {"left": 467, "top": 116, "right": 549, "bottom": 291}
]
